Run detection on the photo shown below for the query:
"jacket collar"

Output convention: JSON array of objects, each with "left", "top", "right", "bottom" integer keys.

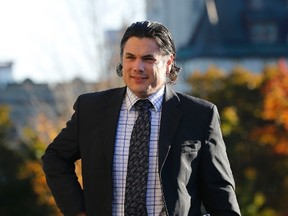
[{"left": 158, "top": 85, "right": 182, "bottom": 170}]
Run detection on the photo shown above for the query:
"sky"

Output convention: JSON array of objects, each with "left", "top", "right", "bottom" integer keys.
[{"left": 0, "top": 0, "right": 145, "bottom": 83}]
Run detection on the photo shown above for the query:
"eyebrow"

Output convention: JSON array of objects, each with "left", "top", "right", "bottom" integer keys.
[{"left": 124, "top": 52, "right": 156, "bottom": 58}]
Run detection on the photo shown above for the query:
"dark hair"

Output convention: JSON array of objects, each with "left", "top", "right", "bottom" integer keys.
[{"left": 116, "top": 21, "right": 181, "bottom": 83}]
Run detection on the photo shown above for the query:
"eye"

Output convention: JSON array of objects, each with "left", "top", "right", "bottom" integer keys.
[
  {"left": 125, "top": 55, "right": 135, "bottom": 60},
  {"left": 143, "top": 56, "right": 156, "bottom": 62}
]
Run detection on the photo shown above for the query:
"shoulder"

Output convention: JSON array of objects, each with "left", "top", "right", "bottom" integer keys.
[
  {"left": 173, "top": 91, "right": 221, "bottom": 128},
  {"left": 175, "top": 91, "right": 216, "bottom": 111},
  {"left": 72, "top": 87, "right": 126, "bottom": 112},
  {"left": 164, "top": 86, "right": 217, "bottom": 115},
  {"left": 77, "top": 87, "right": 126, "bottom": 103}
]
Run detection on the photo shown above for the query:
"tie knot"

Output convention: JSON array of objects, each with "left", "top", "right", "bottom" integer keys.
[{"left": 134, "top": 99, "right": 152, "bottom": 111}]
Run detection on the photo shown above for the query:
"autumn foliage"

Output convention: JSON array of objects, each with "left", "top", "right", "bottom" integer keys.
[
  {"left": 259, "top": 59, "right": 288, "bottom": 155},
  {"left": 187, "top": 60, "right": 288, "bottom": 215}
]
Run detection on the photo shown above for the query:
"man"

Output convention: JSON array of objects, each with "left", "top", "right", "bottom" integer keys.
[{"left": 42, "top": 21, "right": 241, "bottom": 215}]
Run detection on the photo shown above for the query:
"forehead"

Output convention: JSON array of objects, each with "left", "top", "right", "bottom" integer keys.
[{"left": 123, "top": 37, "right": 160, "bottom": 55}]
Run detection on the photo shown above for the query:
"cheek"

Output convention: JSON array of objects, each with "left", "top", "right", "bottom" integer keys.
[
  {"left": 154, "top": 65, "right": 167, "bottom": 79},
  {"left": 155, "top": 60, "right": 169, "bottom": 75},
  {"left": 122, "top": 63, "right": 128, "bottom": 73},
  {"left": 151, "top": 70, "right": 167, "bottom": 87},
  {"left": 122, "top": 70, "right": 129, "bottom": 83}
]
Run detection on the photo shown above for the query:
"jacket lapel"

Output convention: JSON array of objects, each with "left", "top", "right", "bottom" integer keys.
[
  {"left": 86, "top": 87, "right": 126, "bottom": 215},
  {"left": 101, "top": 87, "right": 126, "bottom": 158},
  {"left": 158, "top": 86, "right": 182, "bottom": 171}
]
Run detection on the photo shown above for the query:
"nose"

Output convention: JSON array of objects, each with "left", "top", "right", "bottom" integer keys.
[{"left": 132, "top": 59, "right": 144, "bottom": 72}]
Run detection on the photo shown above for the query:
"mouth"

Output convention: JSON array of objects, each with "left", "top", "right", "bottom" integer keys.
[{"left": 131, "top": 75, "right": 148, "bottom": 80}]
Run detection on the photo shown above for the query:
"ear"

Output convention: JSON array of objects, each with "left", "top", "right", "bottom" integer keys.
[
  {"left": 166, "top": 54, "right": 174, "bottom": 75},
  {"left": 116, "top": 63, "right": 123, "bottom": 77}
]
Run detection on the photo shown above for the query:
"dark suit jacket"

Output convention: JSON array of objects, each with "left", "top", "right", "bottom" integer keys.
[{"left": 42, "top": 86, "right": 241, "bottom": 216}]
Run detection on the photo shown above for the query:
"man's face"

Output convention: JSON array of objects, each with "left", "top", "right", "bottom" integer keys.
[{"left": 122, "top": 37, "right": 173, "bottom": 98}]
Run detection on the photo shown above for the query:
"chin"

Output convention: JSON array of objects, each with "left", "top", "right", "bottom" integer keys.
[{"left": 132, "top": 89, "right": 149, "bottom": 98}]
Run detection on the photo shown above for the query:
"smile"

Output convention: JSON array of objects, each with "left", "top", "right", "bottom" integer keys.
[{"left": 131, "top": 76, "right": 147, "bottom": 80}]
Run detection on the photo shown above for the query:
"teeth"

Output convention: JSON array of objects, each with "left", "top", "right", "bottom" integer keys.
[{"left": 132, "top": 75, "right": 146, "bottom": 80}]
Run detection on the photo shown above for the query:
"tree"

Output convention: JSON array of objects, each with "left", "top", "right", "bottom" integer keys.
[
  {"left": 249, "top": 60, "right": 288, "bottom": 212},
  {"left": 256, "top": 60, "right": 288, "bottom": 155},
  {"left": 187, "top": 63, "right": 288, "bottom": 215},
  {"left": 0, "top": 106, "right": 60, "bottom": 215}
]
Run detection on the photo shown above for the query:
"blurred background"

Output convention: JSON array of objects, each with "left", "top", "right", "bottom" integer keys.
[{"left": 0, "top": 0, "right": 288, "bottom": 215}]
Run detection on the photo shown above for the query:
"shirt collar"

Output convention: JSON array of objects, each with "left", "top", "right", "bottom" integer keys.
[{"left": 125, "top": 86, "right": 165, "bottom": 112}]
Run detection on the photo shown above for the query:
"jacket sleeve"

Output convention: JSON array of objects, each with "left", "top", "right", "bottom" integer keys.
[
  {"left": 200, "top": 105, "right": 241, "bottom": 215},
  {"left": 41, "top": 97, "right": 85, "bottom": 216}
]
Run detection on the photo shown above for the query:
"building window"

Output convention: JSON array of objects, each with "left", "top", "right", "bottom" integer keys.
[{"left": 250, "top": 22, "right": 278, "bottom": 43}]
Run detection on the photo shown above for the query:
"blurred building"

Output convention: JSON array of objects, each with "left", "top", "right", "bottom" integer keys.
[
  {"left": 146, "top": 0, "right": 288, "bottom": 90},
  {"left": 146, "top": 0, "right": 203, "bottom": 48},
  {"left": 104, "top": 29, "right": 124, "bottom": 80},
  {"left": 0, "top": 79, "right": 57, "bottom": 139},
  {"left": 0, "top": 61, "right": 14, "bottom": 89},
  {"left": 0, "top": 78, "right": 101, "bottom": 141}
]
